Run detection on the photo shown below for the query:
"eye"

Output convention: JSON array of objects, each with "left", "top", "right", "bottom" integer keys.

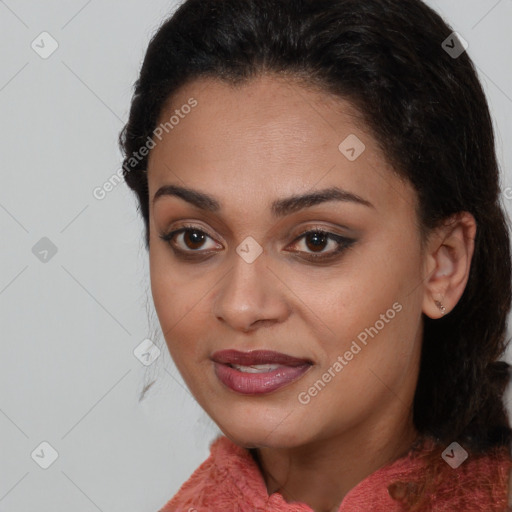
[
  {"left": 159, "top": 224, "right": 220, "bottom": 253},
  {"left": 287, "top": 228, "right": 355, "bottom": 261}
]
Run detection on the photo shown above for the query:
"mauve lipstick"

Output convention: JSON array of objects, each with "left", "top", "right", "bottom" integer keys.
[{"left": 211, "top": 349, "right": 312, "bottom": 395}]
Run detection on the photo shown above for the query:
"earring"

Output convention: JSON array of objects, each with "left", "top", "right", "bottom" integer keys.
[{"left": 434, "top": 300, "right": 446, "bottom": 316}]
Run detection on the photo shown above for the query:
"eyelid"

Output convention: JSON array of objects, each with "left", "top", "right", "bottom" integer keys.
[{"left": 291, "top": 224, "right": 348, "bottom": 241}]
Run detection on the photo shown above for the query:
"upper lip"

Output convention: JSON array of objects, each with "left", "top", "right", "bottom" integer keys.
[{"left": 211, "top": 349, "right": 312, "bottom": 366}]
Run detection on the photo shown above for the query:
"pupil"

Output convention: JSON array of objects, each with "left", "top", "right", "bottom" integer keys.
[
  {"left": 307, "top": 232, "right": 327, "bottom": 252},
  {"left": 186, "top": 230, "right": 205, "bottom": 249}
]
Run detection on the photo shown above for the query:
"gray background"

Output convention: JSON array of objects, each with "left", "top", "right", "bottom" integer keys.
[{"left": 1, "top": 1, "right": 512, "bottom": 511}]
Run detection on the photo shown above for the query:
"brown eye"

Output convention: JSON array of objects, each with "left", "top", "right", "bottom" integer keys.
[
  {"left": 159, "top": 226, "right": 220, "bottom": 253},
  {"left": 182, "top": 229, "right": 207, "bottom": 250},
  {"left": 288, "top": 229, "right": 356, "bottom": 262},
  {"left": 303, "top": 231, "right": 329, "bottom": 253}
]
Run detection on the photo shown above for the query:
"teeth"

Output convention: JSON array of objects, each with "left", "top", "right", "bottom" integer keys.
[{"left": 231, "top": 364, "right": 281, "bottom": 373}]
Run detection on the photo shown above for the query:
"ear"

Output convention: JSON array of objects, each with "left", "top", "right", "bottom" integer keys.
[{"left": 422, "top": 212, "right": 477, "bottom": 319}]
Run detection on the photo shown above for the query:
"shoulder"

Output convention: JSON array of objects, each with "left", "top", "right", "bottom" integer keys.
[
  {"left": 440, "top": 445, "right": 512, "bottom": 510},
  {"left": 158, "top": 436, "right": 271, "bottom": 512},
  {"left": 390, "top": 440, "right": 512, "bottom": 511},
  {"left": 341, "top": 439, "right": 512, "bottom": 511}
]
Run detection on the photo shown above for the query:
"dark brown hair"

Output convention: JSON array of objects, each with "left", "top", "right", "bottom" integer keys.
[{"left": 118, "top": 0, "right": 512, "bottom": 507}]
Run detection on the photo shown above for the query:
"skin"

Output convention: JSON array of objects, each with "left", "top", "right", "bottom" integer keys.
[{"left": 146, "top": 74, "right": 476, "bottom": 512}]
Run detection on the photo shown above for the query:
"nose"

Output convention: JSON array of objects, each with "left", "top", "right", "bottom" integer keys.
[{"left": 212, "top": 252, "right": 291, "bottom": 333}]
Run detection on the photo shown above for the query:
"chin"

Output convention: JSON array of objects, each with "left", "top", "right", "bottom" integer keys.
[
  {"left": 224, "top": 429, "right": 306, "bottom": 450},
  {"left": 211, "top": 412, "right": 311, "bottom": 450}
]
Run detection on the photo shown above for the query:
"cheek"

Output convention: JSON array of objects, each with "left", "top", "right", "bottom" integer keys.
[
  {"left": 149, "top": 246, "right": 205, "bottom": 362},
  {"left": 350, "top": 224, "right": 423, "bottom": 298},
  {"left": 316, "top": 230, "right": 423, "bottom": 354}
]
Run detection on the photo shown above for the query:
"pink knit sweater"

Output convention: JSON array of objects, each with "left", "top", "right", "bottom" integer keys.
[{"left": 160, "top": 435, "right": 512, "bottom": 511}]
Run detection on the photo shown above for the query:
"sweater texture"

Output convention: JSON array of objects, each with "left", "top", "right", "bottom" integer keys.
[{"left": 160, "top": 435, "right": 512, "bottom": 511}]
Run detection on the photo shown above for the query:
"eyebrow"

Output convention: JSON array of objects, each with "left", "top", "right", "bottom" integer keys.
[{"left": 152, "top": 184, "right": 374, "bottom": 217}]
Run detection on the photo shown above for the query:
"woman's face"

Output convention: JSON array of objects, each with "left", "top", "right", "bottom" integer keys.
[{"left": 147, "top": 75, "right": 428, "bottom": 449}]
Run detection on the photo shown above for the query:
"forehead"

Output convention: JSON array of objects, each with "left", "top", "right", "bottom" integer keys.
[{"left": 147, "top": 75, "right": 416, "bottom": 220}]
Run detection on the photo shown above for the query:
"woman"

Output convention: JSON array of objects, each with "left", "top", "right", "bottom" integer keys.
[{"left": 118, "top": 0, "right": 512, "bottom": 510}]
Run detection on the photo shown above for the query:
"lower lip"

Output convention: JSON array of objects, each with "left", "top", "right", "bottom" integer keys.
[{"left": 213, "top": 362, "right": 312, "bottom": 395}]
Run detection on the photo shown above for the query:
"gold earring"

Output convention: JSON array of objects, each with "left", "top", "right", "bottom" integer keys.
[{"left": 434, "top": 300, "right": 446, "bottom": 316}]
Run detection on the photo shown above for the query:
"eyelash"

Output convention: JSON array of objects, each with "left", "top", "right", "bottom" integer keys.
[{"left": 158, "top": 224, "right": 355, "bottom": 262}]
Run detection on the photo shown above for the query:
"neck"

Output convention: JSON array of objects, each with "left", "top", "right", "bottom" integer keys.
[{"left": 251, "top": 410, "right": 418, "bottom": 512}]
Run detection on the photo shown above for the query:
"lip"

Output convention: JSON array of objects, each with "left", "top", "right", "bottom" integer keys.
[
  {"left": 211, "top": 350, "right": 313, "bottom": 395},
  {"left": 211, "top": 349, "right": 312, "bottom": 366}
]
